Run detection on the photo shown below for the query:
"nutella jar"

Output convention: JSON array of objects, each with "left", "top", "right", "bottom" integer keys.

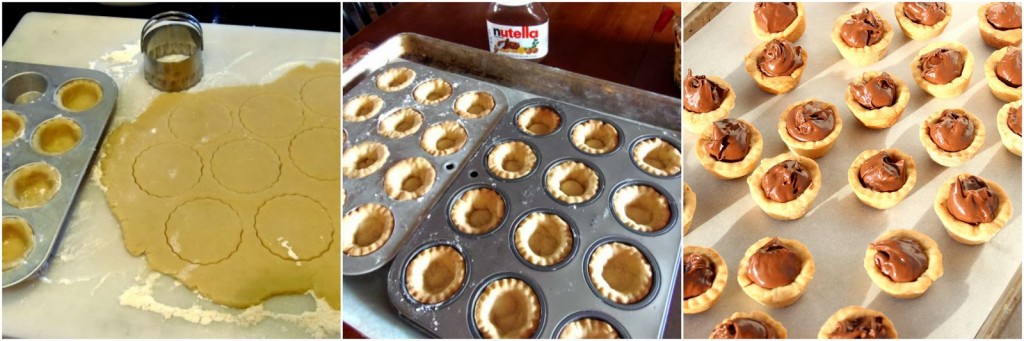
[{"left": 487, "top": 1, "right": 549, "bottom": 62}]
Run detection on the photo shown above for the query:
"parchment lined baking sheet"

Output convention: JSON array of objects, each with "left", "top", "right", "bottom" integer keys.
[{"left": 682, "top": 2, "right": 1021, "bottom": 338}]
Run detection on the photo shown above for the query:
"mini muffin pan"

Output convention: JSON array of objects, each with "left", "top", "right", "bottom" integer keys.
[
  {"left": 2, "top": 61, "right": 118, "bottom": 287},
  {"left": 383, "top": 76, "right": 682, "bottom": 338},
  {"left": 343, "top": 61, "right": 510, "bottom": 275}
]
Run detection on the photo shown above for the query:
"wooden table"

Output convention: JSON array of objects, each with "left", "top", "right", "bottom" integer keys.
[{"left": 343, "top": 2, "right": 680, "bottom": 98}]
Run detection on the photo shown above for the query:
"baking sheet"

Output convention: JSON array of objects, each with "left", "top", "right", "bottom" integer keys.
[{"left": 683, "top": 2, "right": 1021, "bottom": 339}]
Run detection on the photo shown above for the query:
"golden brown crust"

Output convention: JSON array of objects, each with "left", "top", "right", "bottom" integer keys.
[
  {"left": 864, "top": 229, "right": 943, "bottom": 298},
  {"left": 342, "top": 203, "right": 394, "bottom": 256},
  {"left": 737, "top": 237, "right": 815, "bottom": 308},
  {"left": 894, "top": 2, "right": 952, "bottom": 40},
  {"left": 683, "top": 245, "right": 728, "bottom": 314},
  {"left": 474, "top": 278, "right": 541, "bottom": 339},
  {"left": 984, "top": 47, "right": 1023, "bottom": 102},
  {"left": 918, "top": 108, "right": 985, "bottom": 167},
  {"left": 420, "top": 121, "right": 468, "bottom": 156},
  {"left": 588, "top": 242, "right": 653, "bottom": 304},
  {"left": 750, "top": 2, "right": 806, "bottom": 42},
  {"left": 934, "top": 173, "right": 1014, "bottom": 245},
  {"left": 696, "top": 119, "right": 764, "bottom": 179},
  {"left": 514, "top": 212, "right": 573, "bottom": 266},
  {"left": 746, "top": 152, "right": 822, "bottom": 221},
  {"left": 845, "top": 71, "right": 912, "bottom": 129},
  {"left": 711, "top": 311, "right": 788, "bottom": 339},
  {"left": 612, "top": 185, "right": 671, "bottom": 233},
  {"left": 558, "top": 318, "right": 620, "bottom": 339},
  {"left": 978, "top": 2, "right": 1023, "bottom": 49},
  {"left": 487, "top": 141, "right": 538, "bottom": 180},
  {"left": 683, "top": 182, "right": 697, "bottom": 235},
  {"left": 776, "top": 98, "right": 843, "bottom": 159},
  {"left": 910, "top": 41, "right": 975, "bottom": 98},
  {"left": 745, "top": 41, "right": 809, "bottom": 95},
  {"left": 996, "top": 100, "right": 1023, "bottom": 156},
  {"left": 817, "top": 306, "right": 898, "bottom": 339},
  {"left": 405, "top": 245, "right": 466, "bottom": 304},
  {"left": 342, "top": 141, "right": 389, "bottom": 179},
  {"left": 571, "top": 120, "right": 619, "bottom": 154},
  {"left": 546, "top": 161, "right": 600, "bottom": 204},
  {"left": 684, "top": 76, "right": 736, "bottom": 134},
  {"left": 830, "top": 9, "right": 895, "bottom": 66},
  {"left": 383, "top": 157, "right": 436, "bottom": 200},
  {"left": 847, "top": 148, "right": 917, "bottom": 209}
]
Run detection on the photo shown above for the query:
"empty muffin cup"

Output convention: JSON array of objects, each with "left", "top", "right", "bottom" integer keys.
[
  {"left": 406, "top": 245, "right": 466, "bottom": 304},
  {"left": 342, "top": 203, "right": 395, "bottom": 256},
  {"left": 413, "top": 78, "right": 454, "bottom": 105},
  {"left": 612, "top": 185, "right": 672, "bottom": 233},
  {"left": 378, "top": 108, "right": 424, "bottom": 139},
  {"left": 517, "top": 106, "right": 562, "bottom": 136},
  {"left": 571, "top": 120, "right": 620, "bottom": 155},
  {"left": 3, "top": 72, "right": 48, "bottom": 105},
  {"left": 546, "top": 161, "right": 600, "bottom": 204},
  {"left": 376, "top": 67, "right": 416, "bottom": 92},
  {"left": 3, "top": 162, "right": 61, "bottom": 209},
  {"left": 632, "top": 138, "right": 681, "bottom": 176},
  {"left": 31, "top": 117, "right": 83, "bottom": 156},
  {"left": 383, "top": 157, "right": 436, "bottom": 200},
  {"left": 486, "top": 141, "right": 537, "bottom": 180},
  {"left": 514, "top": 212, "right": 573, "bottom": 267},
  {"left": 420, "top": 121, "right": 468, "bottom": 156},
  {"left": 343, "top": 94, "right": 384, "bottom": 122},
  {"left": 55, "top": 79, "right": 103, "bottom": 112},
  {"left": 451, "top": 187, "right": 506, "bottom": 235},
  {"left": 454, "top": 91, "right": 496, "bottom": 119},
  {"left": 2, "top": 216, "right": 35, "bottom": 271},
  {"left": 342, "top": 141, "right": 390, "bottom": 179},
  {"left": 2, "top": 110, "right": 26, "bottom": 146}
]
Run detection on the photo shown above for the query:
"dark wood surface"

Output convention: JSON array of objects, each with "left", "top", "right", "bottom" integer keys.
[{"left": 344, "top": 2, "right": 681, "bottom": 98}]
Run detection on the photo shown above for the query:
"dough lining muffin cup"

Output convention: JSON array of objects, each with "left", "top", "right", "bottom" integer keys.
[
  {"left": 996, "top": 100, "right": 1023, "bottom": 156},
  {"left": 683, "top": 75, "right": 735, "bottom": 134},
  {"left": 863, "top": 229, "right": 943, "bottom": 299},
  {"left": 847, "top": 148, "right": 918, "bottom": 210},
  {"left": 342, "top": 203, "right": 394, "bottom": 256},
  {"left": 587, "top": 241, "right": 654, "bottom": 305},
  {"left": 910, "top": 41, "right": 975, "bottom": 98},
  {"left": 342, "top": 141, "right": 390, "bottom": 179},
  {"left": 830, "top": 9, "right": 895, "bottom": 66},
  {"left": 845, "top": 71, "right": 912, "bottom": 129},
  {"left": 918, "top": 108, "right": 985, "bottom": 167},
  {"left": 375, "top": 67, "right": 416, "bottom": 92},
  {"left": 817, "top": 306, "right": 898, "bottom": 339},
  {"left": 631, "top": 137, "right": 681, "bottom": 177},
  {"left": 984, "top": 47, "right": 1023, "bottom": 102},
  {"left": 933, "top": 173, "right": 1014, "bottom": 245},
  {"left": 894, "top": 2, "right": 953, "bottom": 40},
  {"left": 749, "top": 2, "right": 806, "bottom": 42},
  {"left": 977, "top": 2, "right": 1023, "bottom": 49},
  {"left": 570, "top": 119, "right": 620, "bottom": 155},
  {"left": 405, "top": 244, "right": 467, "bottom": 305}
]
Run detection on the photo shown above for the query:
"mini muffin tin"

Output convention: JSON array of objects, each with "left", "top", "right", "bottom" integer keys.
[
  {"left": 343, "top": 62, "right": 510, "bottom": 275},
  {"left": 2, "top": 61, "right": 118, "bottom": 287},
  {"left": 380, "top": 68, "right": 682, "bottom": 338}
]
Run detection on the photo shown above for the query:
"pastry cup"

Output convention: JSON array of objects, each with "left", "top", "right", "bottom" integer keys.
[
  {"left": 894, "top": 2, "right": 952, "bottom": 40},
  {"left": 342, "top": 203, "right": 394, "bottom": 256},
  {"left": 918, "top": 108, "right": 985, "bottom": 167},
  {"left": 830, "top": 9, "right": 895, "bottom": 66},
  {"left": 847, "top": 148, "right": 917, "bottom": 210},
  {"left": 342, "top": 141, "right": 389, "bottom": 179},
  {"left": 558, "top": 318, "right": 619, "bottom": 339},
  {"left": 984, "top": 47, "right": 1023, "bottom": 102},
  {"left": 451, "top": 188, "right": 506, "bottom": 235},
  {"left": 683, "top": 245, "right": 728, "bottom": 314},
  {"left": 474, "top": 278, "right": 541, "bottom": 339},
  {"left": 546, "top": 161, "right": 600, "bottom": 204},
  {"left": 571, "top": 120, "right": 619, "bottom": 155},
  {"left": 737, "top": 237, "right": 815, "bottom": 308},
  {"left": 934, "top": 173, "right": 1014, "bottom": 245},
  {"left": 683, "top": 182, "right": 697, "bottom": 235},
  {"left": 997, "top": 100, "right": 1023, "bottom": 156},
  {"left": 405, "top": 245, "right": 466, "bottom": 304},
  {"left": 412, "top": 78, "right": 453, "bottom": 105},
  {"left": 343, "top": 94, "right": 384, "bottom": 122},
  {"left": 845, "top": 71, "right": 912, "bottom": 129},
  {"left": 695, "top": 119, "right": 764, "bottom": 179},
  {"left": 910, "top": 41, "right": 975, "bottom": 98},
  {"left": 750, "top": 2, "right": 806, "bottom": 42},
  {"left": 518, "top": 106, "right": 562, "bottom": 136},
  {"left": 514, "top": 212, "right": 573, "bottom": 266},
  {"left": 378, "top": 107, "right": 423, "bottom": 139},
  {"left": 588, "top": 242, "right": 653, "bottom": 304},
  {"left": 383, "top": 157, "right": 437, "bottom": 200},
  {"left": 611, "top": 185, "right": 671, "bottom": 233},
  {"left": 744, "top": 40, "right": 809, "bottom": 95},
  {"left": 453, "top": 91, "right": 496, "bottom": 119},
  {"left": 487, "top": 141, "right": 538, "bottom": 180},
  {"left": 777, "top": 98, "right": 844, "bottom": 159},
  {"left": 632, "top": 138, "right": 681, "bottom": 176},
  {"left": 683, "top": 76, "right": 736, "bottom": 134},
  {"left": 746, "top": 152, "right": 822, "bottom": 221},
  {"left": 711, "top": 311, "right": 788, "bottom": 339},
  {"left": 375, "top": 67, "right": 416, "bottom": 92},
  {"left": 817, "top": 306, "right": 898, "bottom": 339},
  {"left": 978, "top": 2, "right": 1023, "bottom": 49},
  {"left": 420, "top": 121, "right": 468, "bottom": 156},
  {"left": 864, "top": 229, "right": 943, "bottom": 299}
]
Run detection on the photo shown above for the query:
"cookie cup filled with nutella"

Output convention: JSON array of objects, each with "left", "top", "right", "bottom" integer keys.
[
  {"left": 747, "top": 152, "right": 821, "bottom": 221},
  {"left": 996, "top": 100, "right": 1022, "bottom": 156},
  {"left": 750, "top": 2, "right": 805, "bottom": 42},
  {"left": 848, "top": 148, "right": 917, "bottom": 210},
  {"left": 683, "top": 70, "right": 736, "bottom": 134},
  {"left": 709, "top": 311, "right": 788, "bottom": 339},
  {"left": 984, "top": 46, "right": 1022, "bottom": 102},
  {"left": 978, "top": 2, "right": 1022, "bottom": 49},
  {"left": 830, "top": 8, "right": 894, "bottom": 66},
  {"left": 864, "top": 229, "right": 943, "bottom": 299},
  {"left": 934, "top": 173, "right": 1013, "bottom": 245},
  {"left": 894, "top": 2, "right": 952, "bottom": 40},
  {"left": 911, "top": 41, "right": 974, "bottom": 98},
  {"left": 683, "top": 182, "right": 697, "bottom": 235},
  {"left": 777, "top": 99, "right": 842, "bottom": 159},
  {"left": 845, "top": 71, "right": 911, "bottom": 129},
  {"left": 745, "top": 39, "right": 808, "bottom": 95},
  {"left": 696, "top": 118, "right": 763, "bottom": 179},
  {"left": 918, "top": 108, "right": 985, "bottom": 167},
  {"left": 683, "top": 245, "right": 728, "bottom": 314},
  {"left": 737, "top": 237, "right": 814, "bottom": 308},
  {"left": 817, "top": 306, "right": 898, "bottom": 339}
]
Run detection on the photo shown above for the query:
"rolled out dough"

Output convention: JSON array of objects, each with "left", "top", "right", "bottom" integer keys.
[{"left": 100, "top": 63, "right": 341, "bottom": 310}]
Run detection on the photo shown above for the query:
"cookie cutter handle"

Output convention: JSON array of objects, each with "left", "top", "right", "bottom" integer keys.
[{"left": 141, "top": 11, "right": 204, "bottom": 92}]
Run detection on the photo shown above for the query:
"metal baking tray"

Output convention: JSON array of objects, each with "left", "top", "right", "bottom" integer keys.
[{"left": 1, "top": 61, "right": 118, "bottom": 287}]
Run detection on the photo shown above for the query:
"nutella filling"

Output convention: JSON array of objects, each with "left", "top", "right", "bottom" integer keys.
[
  {"left": 946, "top": 175, "right": 1000, "bottom": 224},
  {"left": 902, "top": 2, "right": 947, "bottom": 26},
  {"left": 1009, "top": 105, "right": 1022, "bottom": 136},
  {"left": 840, "top": 9, "right": 885, "bottom": 48},
  {"left": 919, "top": 48, "right": 965, "bottom": 84},
  {"left": 871, "top": 238, "right": 928, "bottom": 283},
  {"left": 859, "top": 152, "right": 907, "bottom": 192},
  {"left": 761, "top": 160, "right": 811, "bottom": 203},
  {"left": 684, "top": 253, "right": 716, "bottom": 299},
  {"left": 759, "top": 39, "right": 804, "bottom": 77},
  {"left": 829, "top": 316, "right": 891, "bottom": 339},
  {"left": 996, "top": 47, "right": 1022, "bottom": 88},
  {"left": 746, "top": 238, "right": 803, "bottom": 289},
  {"left": 927, "top": 109, "right": 975, "bottom": 152},
  {"left": 684, "top": 69, "right": 729, "bottom": 113},
  {"left": 753, "top": 2, "right": 799, "bottom": 34},
  {"left": 711, "top": 318, "right": 777, "bottom": 339},
  {"left": 986, "top": 2, "right": 1022, "bottom": 30},
  {"left": 850, "top": 73, "right": 898, "bottom": 110},
  {"left": 786, "top": 101, "right": 836, "bottom": 142},
  {"left": 704, "top": 118, "right": 751, "bottom": 162}
]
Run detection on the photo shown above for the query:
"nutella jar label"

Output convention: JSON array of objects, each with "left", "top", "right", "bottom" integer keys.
[{"left": 487, "top": 21, "right": 548, "bottom": 60}]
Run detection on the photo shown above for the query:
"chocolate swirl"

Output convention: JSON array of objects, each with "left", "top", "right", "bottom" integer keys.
[
  {"left": 919, "top": 48, "right": 964, "bottom": 84},
  {"left": 871, "top": 238, "right": 928, "bottom": 283},
  {"left": 947, "top": 175, "right": 1000, "bottom": 224},
  {"left": 759, "top": 39, "right": 804, "bottom": 77},
  {"left": 711, "top": 318, "right": 777, "bottom": 339},
  {"left": 761, "top": 160, "right": 811, "bottom": 203},
  {"left": 829, "top": 316, "right": 891, "bottom": 339},
  {"left": 986, "top": 2, "right": 1022, "bottom": 30},
  {"left": 927, "top": 109, "right": 975, "bottom": 152},
  {"left": 684, "top": 253, "right": 716, "bottom": 299},
  {"left": 996, "top": 47, "right": 1021, "bottom": 88},
  {"left": 840, "top": 8, "right": 885, "bottom": 48},
  {"left": 746, "top": 238, "right": 803, "bottom": 289},
  {"left": 859, "top": 151, "right": 907, "bottom": 193},
  {"left": 786, "top": 101, "right": 836, "bottom": 142},
  {"left": 684, "top": 69, "right": 729, "bottom": 113},
  {"left": 903, "top": 2, "right": 947, "bottom": 25},
  {"left": 850, "top": 73, "right": 897, "bottom": 109},
  {"left": 753, "top": 2, "right": 799, "bottom": 33},
  {"left": 704, "top": 118, "right": 751, "bottom": 162}
]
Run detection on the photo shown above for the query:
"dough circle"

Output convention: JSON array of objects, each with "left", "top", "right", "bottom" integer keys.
[
  {"left": 255, "top": 195, "right": 334, "bottom": 261},
  {"left": 474, "top": 278, "right": 542, "bottom": 339},
  {"left": 31, "top": 116, "right": 83, "bottom": 156},
  {"left": 343, "top": 141, "right": 390, "bottom": 179},
  {"left": 450, "top": 187, "right": 506, "bottom": 235},
  {"left": 420, "top": 121, "right": 468, "bottom": 156},
  {"left": 2, "top": 216, "right": 35, "bottom": 271},
  {"left": 2, "top": 110, "right": 26, "bottom": 146},
  {"left": 212, "top": 139, "right": 282, "bottom": 193},
  {"left": 378, "top": 108, "right": 424, "bottom": 139},
  {"left": 3, "top": 162, "right": 61, "bottom": 209},
  {"left": 612, "top": 185, "right": 672, "bottom": 233},
  {"left": 165, "top": 198, "right": 243, "bottom": 264},
  {"left": 453, "top": 91, "right": 496, "bottom": 119},
  {"left": 56, "top": 78, "right": 102, "bottom": 112},
  {"left": 517, "top": 106, "right": 561, "bottom": 135},
  {"left": 168, "top": 97, "right": 233, "bottom": 144},
  {"left": 342, "top": 203, "right": 393, "bottom": 256},
  {"left": 133, "top": 143, "right": 203, "bottom": 197},
  {"left": 632, "top": 138, "right": 681, "bottom": 176},
  {"left": 239, "top": 94, "right": 304, "bottom": 138},
  {"left": 290, "top": 127, "right": 341, "bottom": 180},
  {"left": 486, "top": 140, "right": 537, "bottom": 180},
  {"left": 558, "top": 318, "right": 620, "bottom": 339},
  {"left": 588, "top": 242, "right": 653, "bottom": 304},
  {"left": 545, "top": 161, "right": 600, "bottom": 204},
  {"left": 405, "top": 245, "right": 466, "bottom": 304},
  {"left": 301, "top": 75, "right": 342, "bottom": 116},
  {"left": 514, "top": 212, "right": 573, "bottom": 266},
  {"left": 383, "top": 157, "right": 437, "bottom": 200},
  {"left": 571, "top": 120, "right": 619, "bottom": 154}
]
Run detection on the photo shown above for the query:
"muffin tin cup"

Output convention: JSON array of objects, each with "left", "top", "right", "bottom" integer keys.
[
  {"left": 550, "top": 310, "right": 632, "bottom": 339},
  {"left": 385, "top": 81, "right": 682, "bottom": 338},
  {"left": 1, "top": 61, "right": 118, "bottom": 287},
  {"left": 342, "top": 61, "right": 510, "bottom": 275}
]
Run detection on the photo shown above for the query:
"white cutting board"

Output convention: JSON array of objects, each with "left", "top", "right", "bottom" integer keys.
[{"left": 1, "top": 12, "right": 340, "bottom": 338}]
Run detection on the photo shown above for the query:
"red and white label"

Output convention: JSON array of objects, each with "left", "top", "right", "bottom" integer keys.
[{"left": 486, "top": 21, "right": 548, "bottom": 59}]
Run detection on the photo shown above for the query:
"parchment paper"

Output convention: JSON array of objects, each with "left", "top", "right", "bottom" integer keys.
[{"left": 683, "top": 2, "right": 1022, "bottom": 338}]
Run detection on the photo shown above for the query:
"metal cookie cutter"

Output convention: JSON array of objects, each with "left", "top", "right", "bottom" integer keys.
[{"left": 141, "top": 11, "right": 203, "bottom": 92}]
